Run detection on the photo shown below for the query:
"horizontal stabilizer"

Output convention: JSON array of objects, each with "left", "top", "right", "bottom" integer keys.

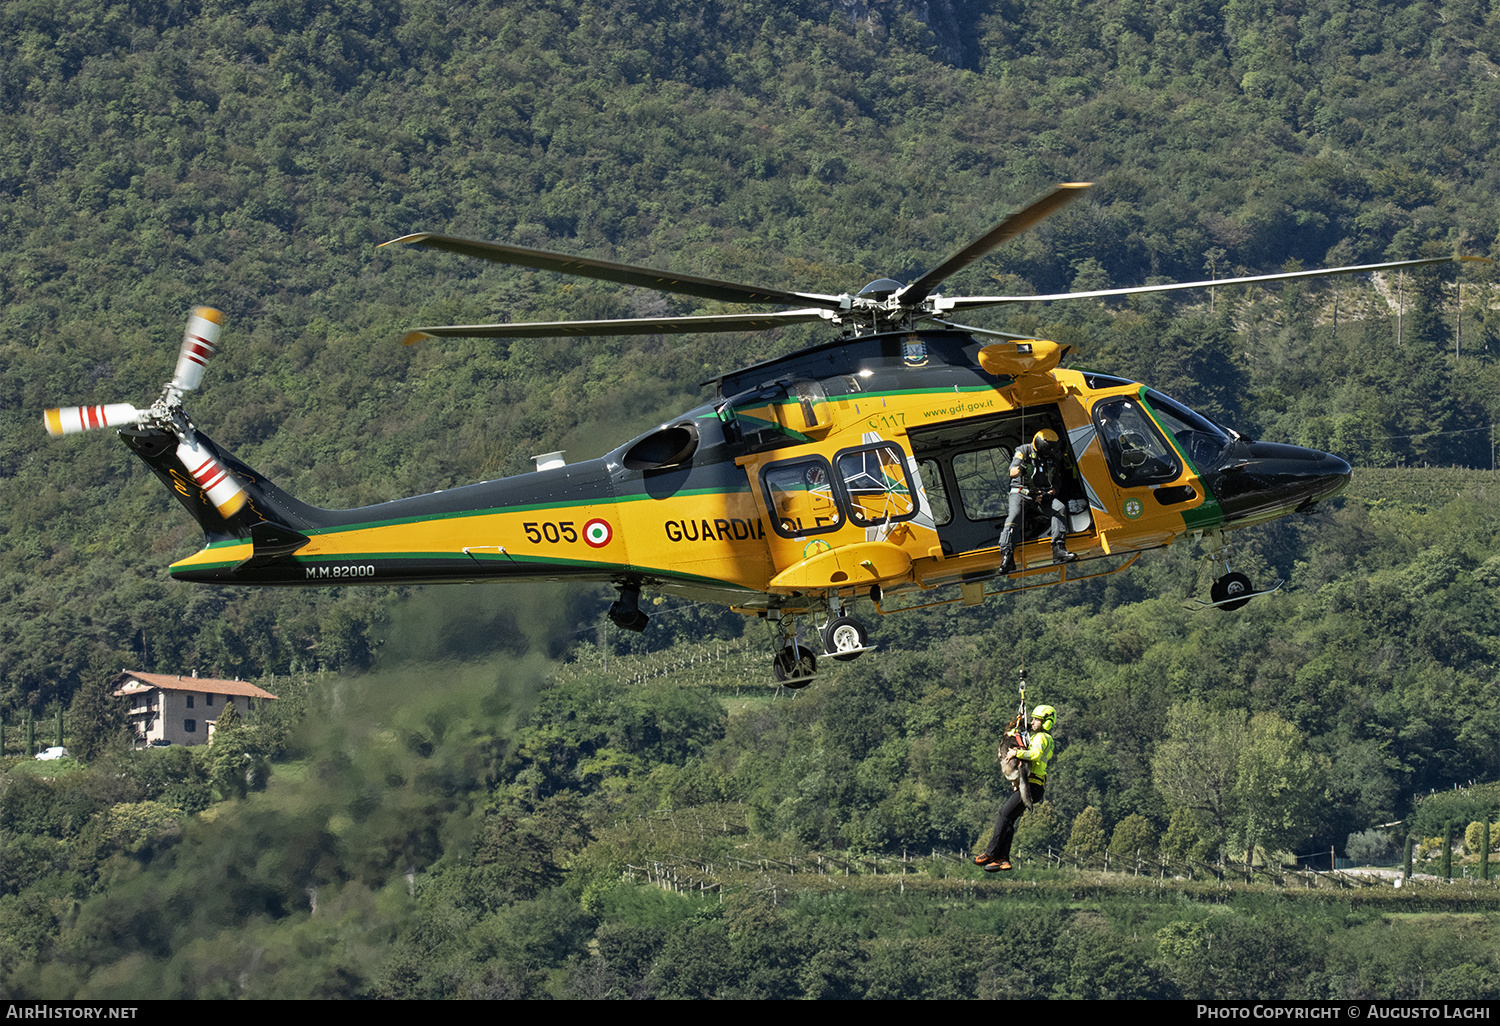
[{"left": 234, "top": 521, "right": 312, "bottom": 572}]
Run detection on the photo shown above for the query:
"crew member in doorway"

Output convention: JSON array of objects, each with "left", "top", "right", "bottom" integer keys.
[
  {"left": 998, "top": 429, "right": 1078, "bottom": 573},
  {"left": 974, "top": 704, "right": 1055, "bottom": 872}
]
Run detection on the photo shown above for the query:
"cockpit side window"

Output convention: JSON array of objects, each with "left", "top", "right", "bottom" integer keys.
[{"left": 1093, "top": 398, "right": 1180, "bottom": 486}]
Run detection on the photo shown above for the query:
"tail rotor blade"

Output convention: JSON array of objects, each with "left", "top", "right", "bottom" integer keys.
[
  {"left": 43, "top": 403, "right": 145, "bottom": 437},
  {"left": 176, "top": 436, "right": 248, "bottom": 518},
  {"left": 171, "top": 307, "right": 225, "bottom": 392}
]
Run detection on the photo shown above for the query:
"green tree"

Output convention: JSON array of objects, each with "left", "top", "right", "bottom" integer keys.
[
  {"left": 68, "top": 680, "right": 129, "bottom": 762},
  {"left": 1014, "top": 800, "right": 1067, "bottom": 855},
  {"left": 1346, "top": 828, "right": 1394, "bottom": 864},
  {"left": 1152, "top": 701, "right": 1246, "bottom": 841},
  {"left": 1160, "top": 807, "right": 1200, "bottom": 863},
  {"left": 201, "top": 725, "right": 271, "bottom": 801},
  {"left": 1234, "top": 712, "right": 1329, "bottom": 859},
  {"left": 1066, "top": 806, "right": 1107, "bottom": 862},
  {"left": 1109, "top": 812, "right": 1157, "bottom": 866}
]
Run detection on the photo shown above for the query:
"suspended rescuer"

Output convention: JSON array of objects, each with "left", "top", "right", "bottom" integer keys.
[
  {"left": 975, "top": 704, "right": 1055, "bottom": 872},
  {"left": 999, "top": 429, "right": 1078, "bottom": 573}
]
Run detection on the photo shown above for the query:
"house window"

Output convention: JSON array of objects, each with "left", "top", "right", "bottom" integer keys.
[
  {"left": 206, "top": 694, "right": 214, "bottom": 707},
  {"left": 186, "top": 695, "right": 194, "bottom": 708},
  {"left": 184, "top": 719, "right": 197, "bottom": 733}
]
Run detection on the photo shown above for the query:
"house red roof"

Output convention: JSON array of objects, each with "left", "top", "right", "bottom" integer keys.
[{"left": 110, "top": 670, "right": 279, "bottom": 701}]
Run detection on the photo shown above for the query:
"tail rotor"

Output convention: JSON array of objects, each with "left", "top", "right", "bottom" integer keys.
[
  {"left": 170, "top": 306, "right": 224, "bottom": 393},
  {"left": 43, "top": 402, "right": 147, "bottom": 437},
  {"left": 43, "top": 306, "right": 247, "bottom": 517},
  {"left": 176, "top": 434, "right": 247, "bottom": 517}
]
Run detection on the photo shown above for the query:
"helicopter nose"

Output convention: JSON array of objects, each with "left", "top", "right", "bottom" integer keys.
[{"left": 1204, "top": 442, "right": 1352, "bottom": 526}]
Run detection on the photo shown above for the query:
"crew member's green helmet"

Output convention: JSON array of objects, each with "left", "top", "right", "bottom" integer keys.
[{"left": 1032, "top": 705, "right": 1056, "bottom": 731}]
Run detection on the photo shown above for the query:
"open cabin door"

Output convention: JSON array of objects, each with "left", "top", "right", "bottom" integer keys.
[{"left": 907, "top": 405, "right": 1088, "bottom": 558}]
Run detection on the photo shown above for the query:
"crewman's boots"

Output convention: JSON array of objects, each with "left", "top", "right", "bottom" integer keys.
[
  {"left": 999, "top": 543, "right": 1015, "bottom": 574},
  {"left": 998, "top": 528, "right": 1016, "bottom": 574},
  {"left": 1052, "top": 541, "right": 1077, "bottom": 565}
]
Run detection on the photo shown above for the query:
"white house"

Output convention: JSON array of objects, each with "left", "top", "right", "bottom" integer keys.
[{"left": 110, "top": 670, "right": 278, "bottom": 747}]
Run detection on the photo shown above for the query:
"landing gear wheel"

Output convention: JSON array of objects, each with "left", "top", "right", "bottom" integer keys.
[
  {"left": 823, "top": 616, "right": 869, "bottom": 661},
  {"left": 773, "top": 644, "right": 817, "bottom": 686},
  {"left": 1211, "top": 571, "right": 1253, "bottom": 611}
]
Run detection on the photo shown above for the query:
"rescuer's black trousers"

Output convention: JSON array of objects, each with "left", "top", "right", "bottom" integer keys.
[{"left": 982, "top": 783, "right": 1044, "bottom": 862}]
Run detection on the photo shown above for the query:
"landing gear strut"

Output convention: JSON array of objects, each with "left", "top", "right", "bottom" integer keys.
[
  {"left": 769, "top": 613, "right": 817, "bottom": 687},
  {"left": 1191, "top": 534, "right": 1283, "bottom": 611},
  {"left": 772, "top": 643, "right": 818, "bottom": 686},
  {"left": 767, "top": 597, "right": 879, "bottom": 684}
]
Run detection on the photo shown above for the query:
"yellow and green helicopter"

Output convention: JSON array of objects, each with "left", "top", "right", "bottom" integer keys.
[{"left": 44, "top": 183, "right": 1484, "bottom": 683}]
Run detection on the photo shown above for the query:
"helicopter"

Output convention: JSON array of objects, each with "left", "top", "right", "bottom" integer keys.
[{"left": 44, "top": 183, "right": 1486, "bottom": 683}]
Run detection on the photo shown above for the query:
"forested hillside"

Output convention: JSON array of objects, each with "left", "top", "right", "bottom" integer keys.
[{"left": 3, "top": 0, "right": 1500, "bottom": 998}]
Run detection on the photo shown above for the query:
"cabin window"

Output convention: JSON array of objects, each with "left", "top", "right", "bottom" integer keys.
[
  {"left": 761, "top": 456, "right": 844, "bottom": 538},
  {"left": 834, "top": 443, "right": 918, "bottom": 528},
  {"left": 952, "top": 445, "right": 1015, "bottom": 521}
]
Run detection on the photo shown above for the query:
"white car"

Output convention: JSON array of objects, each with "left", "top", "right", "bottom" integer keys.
[{"left": 35, "top": 746, "right": 69, "bottom": 761}]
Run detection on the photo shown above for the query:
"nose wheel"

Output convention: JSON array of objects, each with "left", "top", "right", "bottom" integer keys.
[
  {"left": 1210, "top": 571, "right": 1254, "bottom": 611},
  {"left": 1190, "top": 537, "right": 1284, "bottom": 611}
]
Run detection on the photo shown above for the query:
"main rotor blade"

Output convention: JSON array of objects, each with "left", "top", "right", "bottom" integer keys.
[
  {"left": 897, "top": 183, "right": 1092, "bottom": 307},
  {"left": 938, "top": 254, "right": 1493, "bottom": 314},
  {"left": 924, "top": 318, "right": 1047, "bottom": 342},
  {"left": 381, "top": 234, "right": 845, "bottom": 310},
  {"left": 401, "top": 308, "right": 833, "bottom": 344}
]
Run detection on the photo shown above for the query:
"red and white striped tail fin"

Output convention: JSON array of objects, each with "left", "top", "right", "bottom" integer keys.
[
  {"left": 43, "top": 403, "right": 145, "bottom": 437},
  {"left": 170, "top": 306, "right": 224, "bottom": 393},
  {"left": 176, "top": 436, "right": 248, "bottom": 518}
]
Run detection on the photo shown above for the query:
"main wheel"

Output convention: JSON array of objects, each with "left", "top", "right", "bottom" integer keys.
[
  {"left": 772, "top": 644, "right": 817, "bottom": 687},
  {"left": 822, "top": 616, "right": 869, "bottom": 661},
  {"left": 1211, "top": 571, "right": 1253, "bottom": 611}
]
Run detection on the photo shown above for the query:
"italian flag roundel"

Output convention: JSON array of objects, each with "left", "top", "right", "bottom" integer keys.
[{"left": 584, "top": 518, "right": 612, "bottom": 548}]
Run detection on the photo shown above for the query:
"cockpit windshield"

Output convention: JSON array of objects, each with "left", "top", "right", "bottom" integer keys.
[{"left": 1141, "top": 390, "right": 1235, "bottom": 469}]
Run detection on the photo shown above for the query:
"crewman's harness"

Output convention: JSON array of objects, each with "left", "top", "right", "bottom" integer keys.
[{"left": 999, "top": 669, "right": 1036, "bottom": 809}]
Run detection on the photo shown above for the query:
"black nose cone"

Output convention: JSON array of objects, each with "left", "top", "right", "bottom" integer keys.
[{"left": 1205, "top": 442, "right": 1352, "bottom": 526}]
